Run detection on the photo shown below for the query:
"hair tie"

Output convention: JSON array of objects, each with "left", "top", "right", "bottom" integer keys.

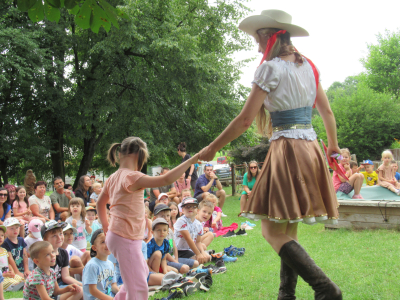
[{"left": 259, "top": 30, "right": 286, "bottom": 66}]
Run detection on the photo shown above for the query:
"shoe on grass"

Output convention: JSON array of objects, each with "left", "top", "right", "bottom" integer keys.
[
  {"left": 211, "top": 252, "right": 224, "bottom": 262},
  {"left": 169, "top": 278, "right": 193, "bottom": 290},
  {"left": 206, "top": 249, "right": 215, "bottom": 255},
  {"left": 162, "top": 288, "right": 185, "bottom": 299},
  {"left": 185, "top": 271, "right": 209, "bottom": 282},
  {"left": 183, "top": 281, "right": 201, "bottom": 295},
  {"left": 199, "top": 272, "right": 213, "bottom": 291},
  {"left": 221, "top": 212, "right": 227, "bottom": 217},
  {"left": 236, "top": 228, "right": 247, "bottom": 236},
  {"left": 222, "top": 254, "right": 238, "bottom": 262},
  {"left": 222, "top": 230, "right": 236, "bottom": 238},
  {"left": 245, "top": 221, "right": 256, "bottom": 227},
  {"left": 196, "top": 267, "right": 213, "bottom": 274}
]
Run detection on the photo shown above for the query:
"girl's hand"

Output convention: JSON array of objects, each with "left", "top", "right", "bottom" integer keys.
[
  {"left": 203, "top": 227, "right": 209, "bottom": 233},
  {"left": 247, "top": 191, "right": 251, "bottom": 196},
  {"left": 16, "top": 271, "right": 24, "bottom": 278},
  {"left": 3, "top": 270, "right": 14, "bottom": 278},
  {"left": 343, "top": 163, "right": 350, "bottom": 171},
  {"left": 24, "top": 269, "right": 31, "bottom": 278},
  {"left": 199, "top": 146, "right": 217, "bottom": 162},
  {"left": 360, "top": 165, "right": 365, "bottom": 169},
  {"left": 103, "top": 222, "right": 109, "bottom": 236},
  {"left": 196, "top": 253, "right": 207, "bottom": 264},
  {"left": 85, "top": 219, "right": 91, "bottom": 227},
  {"left": 72, "top": 219, "right": 77, "bottom": 227},
  {"left": 212, "top": 221, "right": 217, "bottom": 227},
  {"left": 327, "top": 144, "right": 341, "bottom": 159}
]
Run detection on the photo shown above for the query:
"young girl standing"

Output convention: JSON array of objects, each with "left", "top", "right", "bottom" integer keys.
[
  {"left": 168, "top": 202, "right": 180, "bottom": 231},
  {"left": 332, "top": 148, "right": 364, "bottom": 199},
  {"left": 377, "top": 150, "right": 400, "bottom": 194},
  {"left": 97, "top": 137, "right": 200, "bottom": 300},
  {"left": 66, "top": 198, "right": 92, "bottom": 252},
  {"left": 200, "top": 10, "right": 342, "bottom": 299}
]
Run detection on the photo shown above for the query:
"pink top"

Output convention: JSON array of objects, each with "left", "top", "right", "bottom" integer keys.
[
  {"left": 332, "top": 164, "right": 346, "bottom": 192},
  {"left": 103, "top": 169, "right": 146, "bottom": 240},
  {"left": 174, "top": 179, "right": 191, "bottom": 194},
  {"left": 377, "top": 164, "right": 395, "bottom": 183},
  {"left": 13, "top": 200, "right": 28, "bottom": 214}
]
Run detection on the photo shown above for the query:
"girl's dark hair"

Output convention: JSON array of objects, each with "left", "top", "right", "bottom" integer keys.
[
  {"left": 107, "top": 137, "right": 149, "bottom": 169},
  {"left": 76, "top": 175, "right": 90, "bottom": 194},
  {"left": 168, "top": 201, "right": 180, "bottom": 219},
  {"left": 15, "top": 186, "right": 29, "bottom": 210},
  {"left": 247, "top": 161, "right": 260, "bottom": 182},
  {"left": 177, "top": 142, "right": 186, "bottom": 152},
  {"left": 0, "top": 188, "right": 9, "bottom": 212},
  {"left": 34, "top": 181, "right": 47, "bottom": 190}
]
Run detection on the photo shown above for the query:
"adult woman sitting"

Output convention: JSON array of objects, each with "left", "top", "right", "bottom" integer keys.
[
  {"left": 4, "top": 184, "right": 16, "bottom": 217},
  {"left": 74, "top": 175, "right": 92, "bottom": 206},
  {"left": 29, "top": 181, "right": 54, "bottom": 221},
  {"left": 0, "top": 188, "right": 11, "bottom": 224},
  {"left": 240, "top": 161, "right": 260, "bottom": 214}
]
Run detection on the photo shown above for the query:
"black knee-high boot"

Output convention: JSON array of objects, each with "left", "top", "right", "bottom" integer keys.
[
  {"left": 279, "top": 240, "right": 342, "bottom": 300},
  {"left": 277, "top": 259, "right": 298, "bottom": 300}
]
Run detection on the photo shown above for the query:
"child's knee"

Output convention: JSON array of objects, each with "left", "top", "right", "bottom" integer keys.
[
  {"left": 150, "top": 250, "right": 162, "bottom": 260},
  {"left": 69, "top": 256, "right": 83, "bottom": 268},
  {"left": 179, "top": 264, "right": 190, "bottom": 273},
  {"left": 192, "top": 260, "right": 199, "bottom": 268}
]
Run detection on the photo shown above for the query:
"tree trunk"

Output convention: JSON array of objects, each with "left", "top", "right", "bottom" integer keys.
[
  {"left": 50, "top": 130, "right": 65, "bottom": 181},
  {"left": 0, "top": 158, "right": 8, "bottom": 185}
]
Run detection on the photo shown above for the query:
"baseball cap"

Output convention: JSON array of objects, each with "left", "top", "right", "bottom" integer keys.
[
  {"left": 361, "top": 160, "right": 373, "bottom": 165},
  {"left": 0, "top": 225, "right": 6, "bottom": 234},
  {"left": 86, "top": 206, "right": 97, "bottom": 213},
  {"left": 63, "top": 223, "right": 78, "bottom": 235},
  {"left": 41, "top": 220, "right": 67, "bottom": 238},
  {"left": 158, "top": 193, "right": 169, "bottom": 201},
  {"left": 154, "top": 204, "right": 171, "bottom": 216},
  {"left": 151, "top": 218, "right": 169, "bottom": 230},
  {"left": 28, "top": 219, "right": 44, "bottom": 239},
  {"left": 3, "top": 217, "right": 21, "bottom": 228},
  {"left": 90, "top": 229, "right": 104, "bottom": 257},
  {"left": 181, "top": 197, "right": 199, "bottom": 207}
]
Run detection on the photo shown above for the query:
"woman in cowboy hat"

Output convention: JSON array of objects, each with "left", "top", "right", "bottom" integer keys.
[{"left": 200, "top": 9, "right": 342, "bottom": 300}]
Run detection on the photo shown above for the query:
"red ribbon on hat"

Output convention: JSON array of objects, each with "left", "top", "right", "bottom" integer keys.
[{"left": 259, "top": 30, "right": 286, "bottom": 66}]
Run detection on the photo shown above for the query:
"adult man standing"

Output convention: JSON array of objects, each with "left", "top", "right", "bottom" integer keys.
[
  {"left": 149, "top": 167, "right": 178, "bottom": 205},
  {"left": 194, "top": 164, "right": 226, "bottom": 209},
  {"left": 50, "top": 177, "right": 72, "bottom": 221}
]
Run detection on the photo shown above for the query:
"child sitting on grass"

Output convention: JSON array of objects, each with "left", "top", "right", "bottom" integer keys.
[
  {"left": 350, "top": 161, "right": 361, "bottom": 174},
  {"left": 204, "top": 194, "right": 222, "bottom": 231},
  {"left": 83, "top": 229, "right": 119, "bottom": 300},
  {"left": 41, "top": 220, "right": 82, "bottom": 288},
  {"left": 0, "top": 224, "right": 25, "bottom": 291},
  {"left": 89, "top": 183, "right": 102, "bottom": 207},
  {"left": 141, "top": 241, "right": 165, "bottom": 286},
  {"left": 61, "top": 223, "right": 90, "bottom": 278},
  {"left": 147, "top": 218, "right": 177, "bottom": 274},
  {"left": 196, "top": 201, "right": 216, "bottom": 247},
  {"left": 332, "top": 148, "right": 364, "bottom": 199},
  {"left": 24, "top": 219, "right": 44, "bottom": 271},
  {"left": 153, "top": 204, "right": 197, "bottom": 274},
  {"left": 85, "top": 207, "right": 101, "bottom": 246},
  {"left": 177, "top": 189, "right": 192, "bottom": 213},
  {"left": 174, "top": 198, "right": 210, "bottom": 264},
  {"left": 144, "top": 206, "right": 153, "bottom": 243},
  {"left": 23, "top": 241, "right": 82, "bottom": 300},
  {"left": 1, "top": 217, "right": 29, "bottom": 278},
  {"left": 168, "top": 202, "right": 180, "bottom": 230},
  {"left": 66, "top": 198, "right": 92, "bottom": 252},
  {"left": 377, "top": 150, "right": 400, "bottom": 195},
  {"left": 360, "top": 160, "right": 378, "bottom": 186}
]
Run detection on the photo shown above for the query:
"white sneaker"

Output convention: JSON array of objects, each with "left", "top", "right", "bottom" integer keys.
[
  {"left": 396, "top": 189, "right": 400, "bottom": 196},
  {"left": 221, "top": 212, "right": 227, "bottom": 217}
]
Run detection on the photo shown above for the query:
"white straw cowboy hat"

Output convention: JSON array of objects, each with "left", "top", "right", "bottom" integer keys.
[{"left": 239, "top": 9, "right": 309, "bottom": 39}]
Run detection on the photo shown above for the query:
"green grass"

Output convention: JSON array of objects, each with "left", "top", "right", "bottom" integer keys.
[{"left": 7, "top": 188, "right": 400, "bottom": 299}]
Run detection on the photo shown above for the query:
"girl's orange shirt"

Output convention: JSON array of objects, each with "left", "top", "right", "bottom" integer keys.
[{"left": 103, "top": 168, "right": 146, "bottom": 240}]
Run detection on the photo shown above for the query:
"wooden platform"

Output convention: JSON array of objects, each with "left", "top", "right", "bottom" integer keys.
[{"left": 325, "top": 200, "right": 400, "bottom": 230}]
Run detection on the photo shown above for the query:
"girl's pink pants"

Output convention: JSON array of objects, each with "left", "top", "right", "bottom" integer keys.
[{"left": 106, "top": 230, "right": 149, "bottom": 300}]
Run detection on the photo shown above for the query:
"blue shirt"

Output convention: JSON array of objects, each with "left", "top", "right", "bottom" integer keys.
[
  {"left": 83, "top": 257, "right": 116, "bottom": 300},
  {"left": 1, "top": 204, "right": 10, "bottom": 221},
  {"left": 2, "top": 237, "right": 27, "bottom": 272},
  {"left": 108, "top": 253, "right": 122, "bottom": 285},
  {"left": 194, "top": 174, "right": 216, "bottom": 197},
  {"left": 396, "top": 172, "right": 400, "bottom": 181},
  {"left": 147, "top": 238, "right": 170, "bottom": 260}
]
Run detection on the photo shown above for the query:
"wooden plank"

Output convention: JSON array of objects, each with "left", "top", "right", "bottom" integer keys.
[{"left": 339, "top": 213, "right": 400, "bottom": 224}]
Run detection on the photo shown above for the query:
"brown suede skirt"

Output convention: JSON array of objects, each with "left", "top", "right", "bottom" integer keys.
[{"left": 242, "top": 137, "right": 339, "bottom": 224}]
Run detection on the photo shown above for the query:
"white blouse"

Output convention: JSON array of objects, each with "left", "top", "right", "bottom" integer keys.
[{"left": 251, "top": 57, "right": 320, "bottom": 141}]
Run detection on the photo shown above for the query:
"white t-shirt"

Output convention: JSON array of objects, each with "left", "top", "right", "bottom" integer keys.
[
  {"left": 65, "top": 244, "right": 83, "bottom": 261},
  {"left": 24, "top": 235, "right": 42, "bottom": 271},
  {"left": 28, "top": 195, "right": 52, "bottom": 219},
  {"left": 66, "top": 216, "right": 88, "bottom": 250},
  {"left": 173, "top": 215, "right": 203, "bottom": 251},
  {"left": 90, "top": 192, "right": 99, "bottom": 203}
]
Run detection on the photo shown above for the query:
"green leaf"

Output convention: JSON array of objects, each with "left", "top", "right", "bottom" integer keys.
[
  {"left": 44, "top": 1, "right": 61, "bottom": 22},
  {"left": 46, "top": 0, "right": 61, "bottom": 8},
  {"left": 64, "top": 0, "right": 78, "bottom": 9},
  {"left": 116, "top": 7, "right": 128, "bottom": 19},
  {"left": 90, "top": 2, "right": 111, "bottom": 33},
  {"left": 75, "top": 0, "right": 93, "bottom": 30},
  {"left": 17, "top": 0, "right": 37, "bottom": 12},
  {"left": 98, "top": 0, "right": 119, "bottom": 29},
  {"left": 68, "top": 4, "right": 80, "bottom": 15},
  {"left": 28, "top": 0, "right": 44, "bottom": 22}
]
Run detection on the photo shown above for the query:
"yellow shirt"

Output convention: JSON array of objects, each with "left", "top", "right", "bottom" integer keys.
[{"left": 361, "top": 171, "right": 378, "bottom": 186}]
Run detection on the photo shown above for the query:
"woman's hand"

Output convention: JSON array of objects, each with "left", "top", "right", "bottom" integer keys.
[{"left": 327, "top": 144, "right": 341, "bottom": 158}]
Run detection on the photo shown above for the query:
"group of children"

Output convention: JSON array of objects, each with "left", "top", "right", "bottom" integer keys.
[{"left": 333, "top": 148, "right": 400, "bottom": 198}]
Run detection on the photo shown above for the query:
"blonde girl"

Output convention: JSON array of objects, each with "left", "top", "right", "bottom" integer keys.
[
  {"left": 332, "top": 148, "right": 364, "bottom": 199},
  {"left": 377, "top": 150, "right": 400, "bottom": 195},
  {"left": 168, "top": 202, "right": 180, "bottom": 231},
  {"left": 240, "top": 161, "right": 260, "bottom": 214},
  {"left": 65, "top": 198, "right": 92, "bottom": 252},
  {"left": 204, "top": 194, "right": 222, "bottom": 230},
  {"left": 97, "top": 137, "right": 201, "bottom": 300}
]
